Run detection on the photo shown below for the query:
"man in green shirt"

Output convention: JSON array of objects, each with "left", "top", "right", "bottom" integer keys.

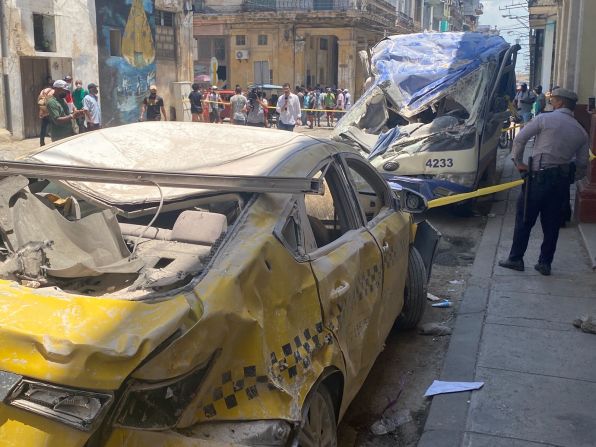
[
  {"left": 47, "top": 80, "right": 84, "bottom": 142},
  {"left": 72, "top": 79, "right": 88, "bottom": 132}
]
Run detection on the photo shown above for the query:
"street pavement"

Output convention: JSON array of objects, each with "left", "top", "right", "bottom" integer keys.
[{"left": 419, "top": 152, "right": 596, "bottom": 447}]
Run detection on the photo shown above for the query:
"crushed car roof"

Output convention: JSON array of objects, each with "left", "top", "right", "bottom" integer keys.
[
  {"left": 369, "top": 32, "right": 510, "bottom": 116},
  {"left": 28, "top": 122, "right": 320, "bottom": 205}
]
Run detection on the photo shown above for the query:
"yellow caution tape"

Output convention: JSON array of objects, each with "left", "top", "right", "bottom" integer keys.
[
  {"left": 201, "top": 100, "right": 348, "bottom": 114},
  {"left": 427, "top": 179, "right": 524, "bottom": 209},
  {"left": 501, "top": 123, "right": 523, "bottom": 133}
]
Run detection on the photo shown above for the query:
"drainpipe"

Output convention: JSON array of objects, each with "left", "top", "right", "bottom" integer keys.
[
  {"left": 430, "top": 5, "right": 434, "bottom": 30},
  {"left": 0, "top": 0, "right": 8, "bottom": 130}
]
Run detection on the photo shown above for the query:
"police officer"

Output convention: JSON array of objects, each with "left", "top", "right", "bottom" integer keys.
[{"left": 499, "top": 88, "right": 589, "bottom": 276}]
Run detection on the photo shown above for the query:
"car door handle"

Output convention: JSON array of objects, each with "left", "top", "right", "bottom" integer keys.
[
  {"left": 382, "top": 242, "right": 390, "bottom": 253},
  {"left": 329, "top": 281, "right": 350, "bottom": 301}
]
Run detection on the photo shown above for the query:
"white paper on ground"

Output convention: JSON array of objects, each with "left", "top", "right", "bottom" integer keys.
[
  {"left": 427, "top": 292, "right": 441, "bottom": 301},
  {"left": 424, "top": 380, "right": 484, "bottom": 397}
]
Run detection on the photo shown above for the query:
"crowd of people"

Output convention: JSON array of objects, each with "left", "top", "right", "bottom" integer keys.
[
  {"left": 187, "top": 83, "right": 352, "bottom": 132},
  {"left": 513, "top": 82, "right": 548, "bottom": 123},
  {"left": 37, "top": 75, "right": 101, "bottom": 145}
]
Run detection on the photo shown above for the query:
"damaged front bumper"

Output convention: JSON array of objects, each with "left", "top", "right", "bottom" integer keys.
[{"left": 385, "top": 174, "right": 474, "bottom": 201}]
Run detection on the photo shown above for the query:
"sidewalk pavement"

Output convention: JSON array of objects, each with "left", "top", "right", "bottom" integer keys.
[
  {"left": 0, "top": 137, "right": 41, "bottom": 160},
  {"left": 419, "top": 155, "right": 596, "bottom": 447}
]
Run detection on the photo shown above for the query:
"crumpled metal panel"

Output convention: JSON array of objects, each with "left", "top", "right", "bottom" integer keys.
[
  {"left": 27, "top": 122, "right": 315, "bottom": 206},
  {"left": 0, "top": 286, "right": 191, "bottom": 390},
  {"left": 132, "top": 194, "right": 345, "bottom": 426},
  {"left": 370, "top": 32, "right": 509, "bottom": 117}
]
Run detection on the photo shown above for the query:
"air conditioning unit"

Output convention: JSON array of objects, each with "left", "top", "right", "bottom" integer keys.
[{"left": 235, "top": 50, "right": 249, "bottom": 60}]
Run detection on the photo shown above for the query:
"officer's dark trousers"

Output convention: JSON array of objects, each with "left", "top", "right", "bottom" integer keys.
[{"left": 509, "top": 173, "right": 568, "bottom": 265}]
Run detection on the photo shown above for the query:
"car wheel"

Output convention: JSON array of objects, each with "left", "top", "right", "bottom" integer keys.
[
  {"left": 395, "top": 246, "right": 427, "bottom": 330},
  {"left": 294, "top": 385, "right": 337, "bottom": 447}
]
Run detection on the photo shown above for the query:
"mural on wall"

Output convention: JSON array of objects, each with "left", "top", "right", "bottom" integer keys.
[{"left": 96, "top": 0, "right": 156, "bottom": 126}]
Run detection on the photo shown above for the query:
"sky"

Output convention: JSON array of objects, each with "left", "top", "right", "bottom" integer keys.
[{"left": 479, "top": 0, "right": 530, "bottom": 74}]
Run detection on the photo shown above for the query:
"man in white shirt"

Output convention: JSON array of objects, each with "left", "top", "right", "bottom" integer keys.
[
  {"left": 83, "top": 83, "right": 101, "bottom": 131},
  {"left": 344, "top": 89, "right": 351, "bottom": 110},
  {"left": 275, "top": 83, "right": 301, "bottom": 131}
]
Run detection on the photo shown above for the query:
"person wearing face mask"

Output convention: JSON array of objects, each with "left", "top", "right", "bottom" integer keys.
[
  {"left": 46, "top": 80, "right": 84, "bottom": 142},
  {"left": 275, "top": 83, "right": 301, "bottom": 131},
  {"left": 140, "top": 85, "right": 167, "bottom": 121},
  {"left": 63, "top": 75, "right": 75, "bottom": 112},
  {"left": 72, "top": 79, "right": 88, "bottom": 132}
]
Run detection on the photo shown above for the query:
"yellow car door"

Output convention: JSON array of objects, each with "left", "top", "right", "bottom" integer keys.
[
  {"left": 302, "top": 159, "right": 384, "bottom": 404},
  {"left": 341, "top": 155, "right": 410, "bottom": 340}
]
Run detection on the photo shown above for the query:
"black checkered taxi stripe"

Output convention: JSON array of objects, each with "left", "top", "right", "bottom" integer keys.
[
  {"left": 202, "top": 365, "right": 270, "bottom": 418},
  {"left": 270, "top": 321, "right": 333, "bottom": 380},
  {"left": 355, "top": 264, "right": 382, "bottom": 300},
  {"left": 201, "top": 322, "right": 332, "bottom": 418}
]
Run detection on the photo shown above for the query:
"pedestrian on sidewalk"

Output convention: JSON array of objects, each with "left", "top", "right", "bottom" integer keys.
[
  {"left": 72, "top": 80, "right": 88, "bottom": 133},
  {"left": 229, "top": 86, "right": 248, "bottom": 125},
  {"left": 63, "top": 75, "right": 75, "bottom": 113},
  {"left": 207, "top": 86, "right": 222, "bottom": 124},
  {"left": 276, "top": 83, "right": 301, "bottom": 132},
  {"left": 140, "top": 85, "right": 167, "bottom": 121},
  {"left": 46, "top": 80, "right": 85, "bottom": 142},
  {"left": 499, "top": 88, "right": 589, "bottom": 276},
  {"left": 188, "top": 83, "right": 203, "bottom": 122},
  {"left": 83, "top": 83, "right": 101, "bottom": 131},
  {"left": 514, "top": 83, "right": 536, "bottom": 124},
  {"left": 37, "top": 81, "right": 54, "bottom": 146}
]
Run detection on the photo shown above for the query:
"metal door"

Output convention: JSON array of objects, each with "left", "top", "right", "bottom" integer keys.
[
  {"left": 342, "top": 155, "right": 410, "bottom": 340},
  {"left": 306, "top": 160, "right": 384, "bottom": 401}
]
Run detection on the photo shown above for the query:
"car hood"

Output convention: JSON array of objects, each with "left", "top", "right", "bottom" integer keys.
[{"left": 0, "top": 280, "right": 192, "bottom": 390}]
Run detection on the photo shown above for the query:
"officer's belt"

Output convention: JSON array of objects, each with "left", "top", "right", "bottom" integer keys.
[{"left": 529, "top": 164, "right": 570, "bottom": 180}]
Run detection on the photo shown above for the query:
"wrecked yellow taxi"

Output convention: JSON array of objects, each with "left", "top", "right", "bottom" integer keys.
[{"left": 0, "top": 122, "right": 439, "bottom": 446}]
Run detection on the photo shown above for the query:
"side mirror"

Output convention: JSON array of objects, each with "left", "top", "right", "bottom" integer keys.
[{"left": 394, "top": 188, "right": 428, "bottom": 213}]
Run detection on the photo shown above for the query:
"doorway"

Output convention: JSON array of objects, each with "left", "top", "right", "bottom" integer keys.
[{"left": 20, "top": 57, "right": 50, "bottom": 138}]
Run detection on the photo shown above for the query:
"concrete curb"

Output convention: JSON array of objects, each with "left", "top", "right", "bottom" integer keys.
[
  {"left": 418, "top": 178, "right": 513, "bottom": 447},
  {"left": 578, "top": 222, "right": 596, "bottom": 270}
]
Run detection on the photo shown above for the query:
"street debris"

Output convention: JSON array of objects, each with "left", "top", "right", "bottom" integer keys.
[
  {"left": 431, "top": 300, "right": 453, "bottom": 308},
  {"left": 370, "top": 409, "right": 413, "bottom": 435},
  {"left": 573, "top": 316, "right": 596, "bottom": 334},
  {"left": 419, "top": 322, "right": 452, "bottom": 336},
  {"left": 427, "top": 292, "right": 441, "bottom": 301},
  {"left": 449, "top": 279, "right": 464, "bottom": 285},
  {"left": 424, "top": 380, "right": 484, "bottom": 397}
]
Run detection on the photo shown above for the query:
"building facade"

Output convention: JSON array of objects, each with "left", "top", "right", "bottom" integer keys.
[
  {"left": 0, "top": 0, "right": 193, "bottom": 139},
  {"left": 192, "top": 0, "right": 402, "bottom": 98},
  {"left": 95, "top": 0, "right": 193, "bottom": 126},
  {"left": 528, "top": 0, "right": 557, "bottom": 91},
  {"left": 0, "top": 0, "right": 100, "bottom": 139},
  {"left": 528, "top": 0, "right": 596, "bottom": 221}
]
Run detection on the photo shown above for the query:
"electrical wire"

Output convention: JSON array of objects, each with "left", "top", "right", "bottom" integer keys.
[{"left": 131, "top": 181, "right": 164, "bottom": 257}]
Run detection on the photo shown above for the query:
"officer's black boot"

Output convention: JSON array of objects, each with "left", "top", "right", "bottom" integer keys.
[
  {"left": 498, "top": 258, "right": 525, "bottom": 271},
  {"left": 534, "top": 263, "right": 551, "bottom": 276}
]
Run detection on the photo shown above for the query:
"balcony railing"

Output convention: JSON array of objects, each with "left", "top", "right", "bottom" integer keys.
[{"left": 242, "top": 0, "right": 355, "bottom": 11}]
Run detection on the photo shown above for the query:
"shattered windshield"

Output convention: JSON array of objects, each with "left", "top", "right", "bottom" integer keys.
[{"left": 332, "top": 32, "right": 508, "bottom": 157}]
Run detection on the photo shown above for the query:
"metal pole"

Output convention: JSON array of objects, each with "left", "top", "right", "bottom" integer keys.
[{"left": 0, "top": 160, "right": 325, "bottom": 195}]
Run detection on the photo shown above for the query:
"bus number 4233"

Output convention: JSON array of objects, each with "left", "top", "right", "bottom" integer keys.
[{"left": 425, "top": 158, "right": 454, "bottom": 168}]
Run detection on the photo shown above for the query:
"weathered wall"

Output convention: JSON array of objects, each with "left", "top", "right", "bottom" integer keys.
[
  {"left": 96, "top": 0, "right": 156, "bottom": 126},
  {"left": 0, "top": 0, "right": 99, "bottom": 139}
]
